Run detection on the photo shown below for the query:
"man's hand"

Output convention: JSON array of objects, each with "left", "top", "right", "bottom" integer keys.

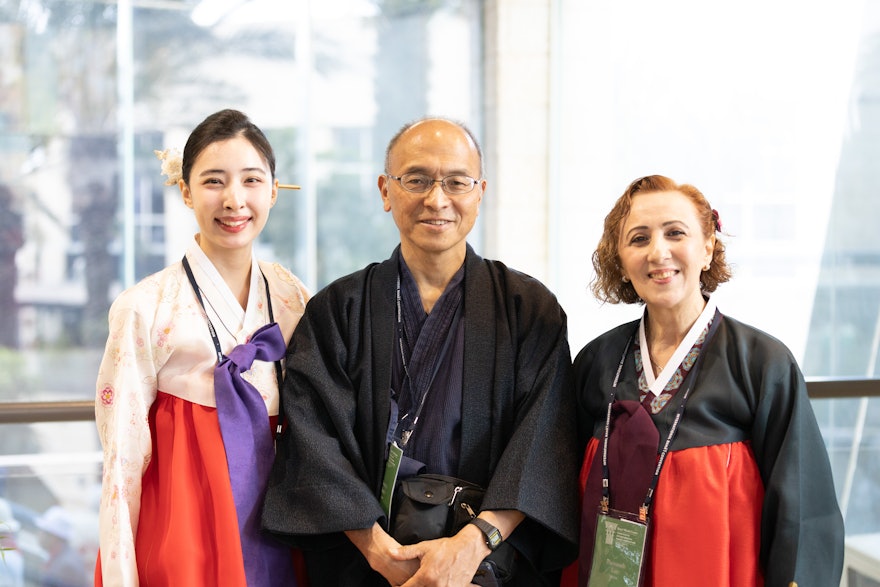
[
  {"left": 345, "top": 523, "right": 420, "bottom": 586},
  {"left": 391, "top": 523, "right": 488, "bottom": 587},
  {"left": 390, "top": 510, "right": 525, "bottom": 586}
]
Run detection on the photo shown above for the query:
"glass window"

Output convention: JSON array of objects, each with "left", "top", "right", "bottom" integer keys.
[
  {"left": 554, "top": 0, "right": 879, "bottom": 576},
  {"left": 0, "top": 0, "right": 482, "bottom": 397},
  {"left": 0, "top": 1, "right": 482, "bottom": 583}
]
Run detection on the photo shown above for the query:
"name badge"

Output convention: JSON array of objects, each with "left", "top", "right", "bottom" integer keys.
[
  {"left": 379, "top": 441, "right": 404, "bottom": 522},
  {"left": 588, "top": 509, "right": 649, "bottom": 587}
]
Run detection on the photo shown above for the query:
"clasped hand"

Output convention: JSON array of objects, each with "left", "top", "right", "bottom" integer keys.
[
  {"left": 389, "top": 526, "right": 490, "bottom": 587},
  {"left": 349, "top": 521, "right": 489, "bottom": 587}
]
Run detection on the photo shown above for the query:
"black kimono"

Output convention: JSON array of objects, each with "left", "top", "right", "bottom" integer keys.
[
  {"left": 263, "top": 245, "right": 579, "bottom": 586},
  {"left": 571, "top": 311, "right": 844, "bottom": 587}
]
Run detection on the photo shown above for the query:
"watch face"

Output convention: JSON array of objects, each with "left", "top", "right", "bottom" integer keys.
[{"left": 473, "top": 518, "right": 502, "bottom": 550}]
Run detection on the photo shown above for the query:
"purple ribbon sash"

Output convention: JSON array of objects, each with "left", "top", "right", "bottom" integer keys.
[{"left": 214, "top": 322, "right": 295, "bottom": 587}]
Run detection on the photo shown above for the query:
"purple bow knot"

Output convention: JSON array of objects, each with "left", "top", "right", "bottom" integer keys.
[
  {"left": 214, "top": 322, "right": 295, "bottom": 586},
  {"left": 227, "top": 341, "right": 258, "bottom": 370},
  {"left": 223, "top": 322, "right": 285, "bottom": 372}
]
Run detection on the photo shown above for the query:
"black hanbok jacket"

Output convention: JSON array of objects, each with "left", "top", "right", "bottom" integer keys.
[{"left": 573, "top": 312, "right": 844, "bottom": 587}]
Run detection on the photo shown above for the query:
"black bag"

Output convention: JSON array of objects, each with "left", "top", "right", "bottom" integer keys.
[
  {"left": 390, "top": 473, "right": 484, "bottom": 544},
  {"left": 388, "top": 473, "right": 517, "bottom": 583}
]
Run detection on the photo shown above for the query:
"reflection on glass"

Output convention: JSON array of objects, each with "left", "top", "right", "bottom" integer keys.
[
  {"left": 0, "top": 1, "right": 481, "bottom": 585},
  {"left": 0, "top": 0, "right": 480, "bottom": 394},
  {"left": 0, "top": 421, "right": 100, "bottom": 586},
  {"left": 802, "top": 8, "right": 880, "bottom": 543}
]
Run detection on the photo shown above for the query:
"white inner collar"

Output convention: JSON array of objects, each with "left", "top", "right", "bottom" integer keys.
[{"left": 640, "top": 295, "right": 717, "bottom": 397}]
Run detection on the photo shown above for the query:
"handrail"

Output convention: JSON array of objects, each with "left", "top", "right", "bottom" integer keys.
[
  {"left": 0, "top": 378, "right": 878, "bottom": 424},
  {"left": 0, "top": 400, "right": 94, "bottom": 424},
  {"left": 805, "top": 377, "right": 880, "bottom": 399}
]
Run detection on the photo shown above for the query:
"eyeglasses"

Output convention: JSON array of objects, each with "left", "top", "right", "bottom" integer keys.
[{"left": 386, "top": 173, "right": 481, "bottom": 195}]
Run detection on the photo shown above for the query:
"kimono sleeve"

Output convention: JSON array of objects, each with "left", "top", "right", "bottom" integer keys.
[
  {"left": 480, "top": 280, "right": 580, "bottom": 571},
  {"left": 262, "top": 281, "right": 387, "bottom": 546}
]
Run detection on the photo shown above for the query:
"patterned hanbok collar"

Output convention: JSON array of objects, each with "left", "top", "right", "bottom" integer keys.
[{"left": 639, "top": 295, "right": 717, "bottom": 398}]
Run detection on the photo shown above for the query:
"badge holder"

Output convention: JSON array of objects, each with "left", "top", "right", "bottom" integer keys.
[
  {"left": 380, "top": 441, "right": 404, "bottom": 521},
  {"left": 588, "top": 500, "right": 649, "bottom": 587}
]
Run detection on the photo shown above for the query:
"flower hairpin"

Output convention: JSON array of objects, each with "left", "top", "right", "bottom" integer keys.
[
  {"left": 711, "top": 209, "right": 722, "bottom": 233},
  {"left": 153, "top": 147, "right": 301, "bottom": 190},
  {"left": 154, "top": 148, "right": 183, "bottom": 186}
]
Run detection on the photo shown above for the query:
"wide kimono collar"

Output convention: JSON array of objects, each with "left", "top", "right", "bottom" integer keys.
[
  {"left": 184, "top": 236, "right": 266, "bottom": 342},
  {"left": 373, "top": 244, "right": 493, "bottom": 484}
]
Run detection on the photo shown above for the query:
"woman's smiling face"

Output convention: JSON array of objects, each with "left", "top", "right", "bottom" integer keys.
[
  {"left": 180, "top": 135, "right": 277, "bottom": 262},
  {"left": 618, "top": 190, "right": 715, "bottom": 316}
]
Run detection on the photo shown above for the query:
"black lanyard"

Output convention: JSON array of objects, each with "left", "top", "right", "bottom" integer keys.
[
  {"left": 601, "top": 326, "right": 709, "bottom": 521},
  {"left": 181, "top": 255, "right": 284, "bottom": 429}
]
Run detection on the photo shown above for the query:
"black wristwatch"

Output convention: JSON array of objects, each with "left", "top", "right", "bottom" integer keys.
[{"left": 470, "top": 518, "right": 503, "bottom": 551}]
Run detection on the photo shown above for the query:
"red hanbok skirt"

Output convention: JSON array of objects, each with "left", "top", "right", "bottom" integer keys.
[
  {"left": 561, "top": 438, "right": 765, "bottom": 587},
  {"left": 95, "top": 391, "right": 307, "bottom": 586}
]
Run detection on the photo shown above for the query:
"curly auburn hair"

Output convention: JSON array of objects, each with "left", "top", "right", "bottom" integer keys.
[{"left": 591, "top": 175, "right": 732, "bottom": 305}]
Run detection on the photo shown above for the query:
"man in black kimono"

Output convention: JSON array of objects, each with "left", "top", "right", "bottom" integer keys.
[{"left": 263, "top": 118, "right": 579, "bottom": 586}]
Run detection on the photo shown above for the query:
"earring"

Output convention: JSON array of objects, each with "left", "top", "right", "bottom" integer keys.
[
  {"left": 703, "top": 262, "right": 711, "bottom": 271},
  {"left": 622, "top": 276, "right": 630, "bottom": 283}
]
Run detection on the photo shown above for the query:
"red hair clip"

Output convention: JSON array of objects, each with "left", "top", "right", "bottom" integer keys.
[{"left": 711, "top": 209, "right": 722, "bottom": 232}]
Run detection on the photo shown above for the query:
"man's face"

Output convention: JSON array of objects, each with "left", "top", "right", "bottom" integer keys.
[{"left": 379, "top": 120, "right": 485, "bottom": 264}]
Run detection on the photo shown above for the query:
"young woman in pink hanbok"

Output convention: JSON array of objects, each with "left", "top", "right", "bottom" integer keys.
[{"left": 95, "top": 109, "right": 309, "bottom": 587}]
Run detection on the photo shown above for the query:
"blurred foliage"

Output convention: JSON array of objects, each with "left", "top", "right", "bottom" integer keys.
[{"left": 0, "top": 348, "right": 34, "bottom": 401}]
